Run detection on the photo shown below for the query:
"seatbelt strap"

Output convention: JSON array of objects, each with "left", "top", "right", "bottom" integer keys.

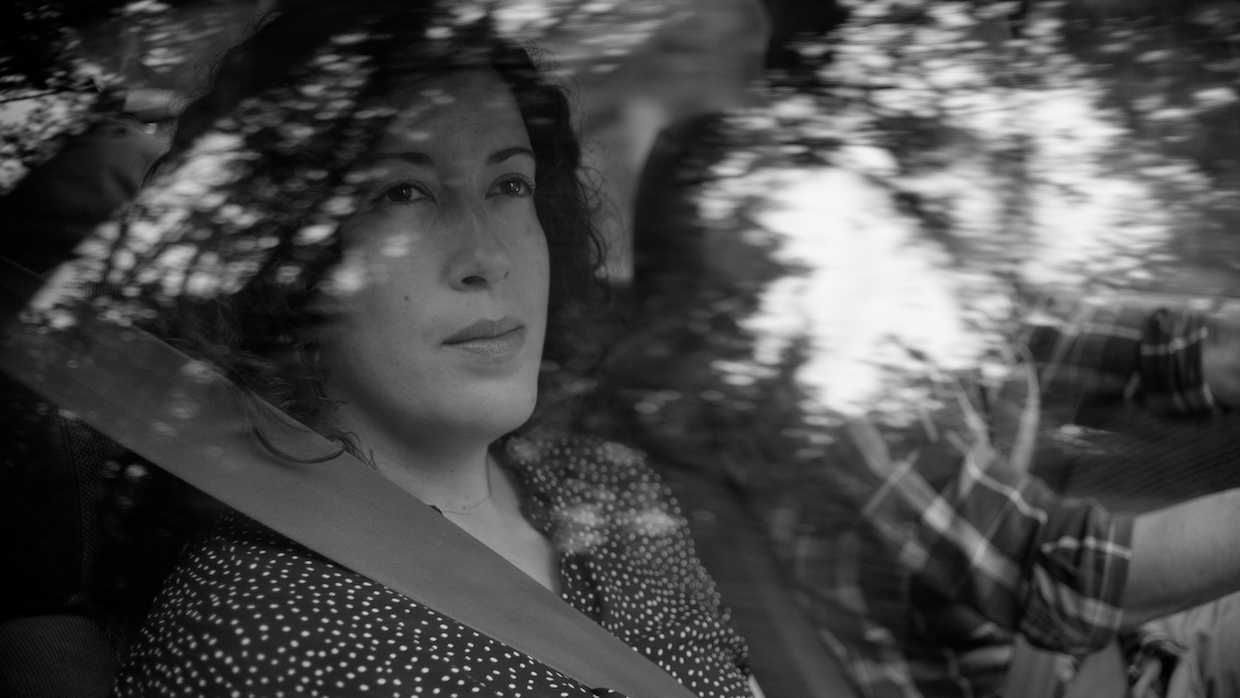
[{"left": 0, "top": 258, "right": 697, "bottom": 698}]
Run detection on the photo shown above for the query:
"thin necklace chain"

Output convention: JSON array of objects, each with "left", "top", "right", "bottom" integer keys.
[{"left": 430, "top": 461, "right": 493, "bottom": 516}]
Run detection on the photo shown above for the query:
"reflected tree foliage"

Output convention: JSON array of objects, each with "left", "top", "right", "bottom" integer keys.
[
  {"left": 7, "top": 1, "right": 1240, "bottom": 482},
  {"left": 1, "top": 0, "right": 103, "bottom": 192},
  {"left": 1, "top": 0, "right": 258, "bottom": 189},
  {"left": 1064, "top": 0, "right": 1240, "bottom": 292},
  {"left": 587, "top": 0, "right": 1240, "bottom": 492},
  {"left": 8, "top": 1, "right": 687, "bottom": 324}
]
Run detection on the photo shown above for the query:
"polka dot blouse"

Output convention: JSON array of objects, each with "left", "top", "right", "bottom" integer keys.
[{"left": 111, "top": 433, "right": 752, "bottom": 697}]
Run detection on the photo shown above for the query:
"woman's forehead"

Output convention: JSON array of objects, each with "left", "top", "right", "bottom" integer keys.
[{"left": 378, "top": 70, "right": 528, "bottom": 149}]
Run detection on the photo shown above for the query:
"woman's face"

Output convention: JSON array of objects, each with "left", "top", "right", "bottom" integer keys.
[{"left": 317, "top": 69, "right": 550, "bottom": 449}]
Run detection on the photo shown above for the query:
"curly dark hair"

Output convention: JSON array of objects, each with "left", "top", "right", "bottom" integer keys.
[
  {"left": 147, "top": 0, "right": 607, "bottom": 444},
  {"left": 91, "top": 0, "right": 608, "bottom": 636}
]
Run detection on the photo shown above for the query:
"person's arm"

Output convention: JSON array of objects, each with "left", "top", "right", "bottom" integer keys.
[
  {"left": 1202, "top": 307, "right": 1240, "bottom": 408},
  {"left": 844, "top": 420, "right": 1132, "bottom": 655},
  {"left": 1025, "top": 299, "right": 1146, "bottom": 400},
  {"left": 1027, "top": 296, "right": 1225, "bottom": 415},
  {"left": 1122, "top": 488, "right": 1240, "bottom": 628}
]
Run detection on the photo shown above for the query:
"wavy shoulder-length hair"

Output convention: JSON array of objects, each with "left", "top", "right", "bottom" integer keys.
[
  {"left": 86, "top": 0, "right": 605, "bottom": 638},
  {"left": 142, "top": 0, "right": 606, "bottom": 446}
]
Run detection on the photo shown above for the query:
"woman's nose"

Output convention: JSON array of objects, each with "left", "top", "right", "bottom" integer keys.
[{"left": 447, "top": 205, "right": 512, "bottom": 289}]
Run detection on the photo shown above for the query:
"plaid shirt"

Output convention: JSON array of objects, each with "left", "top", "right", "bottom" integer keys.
[
  {"left": 1026, "top": 297, "right": 1217, "bottom": 415},
  {"left": 773, "top": 300, "right": 1215, "bottom": 698}
]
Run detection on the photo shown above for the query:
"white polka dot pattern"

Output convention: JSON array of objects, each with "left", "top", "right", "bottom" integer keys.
[{"left": 111, "top": 434, "right": 752, "bottom": 697}]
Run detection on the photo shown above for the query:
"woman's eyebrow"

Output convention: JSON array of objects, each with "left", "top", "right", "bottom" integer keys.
[{"left": 488, "top": 146, "right": 535, "bottom": 165}]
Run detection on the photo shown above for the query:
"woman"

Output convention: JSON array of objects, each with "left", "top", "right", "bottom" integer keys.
[{"left": 34, "top": 2, "right": 752, "bottom": 695}]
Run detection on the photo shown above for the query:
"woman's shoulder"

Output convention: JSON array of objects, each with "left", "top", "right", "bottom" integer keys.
[
  {"left": 140, "top": 512, "right": 367, "bottom": 607},
  {"left": 501, "top": 431, "right": 680, "bottom": 515},
  {"left": 114, "top": 513, "right": 607, "bottom": 697},
  {"left": 502, "top": 430, "right": 661, "bottom": 488},
  {"left": 500, "top": 431, "right": 751, "bottom": 690},
  {"left": 500, "top": 430, "right": 690, "bottom": 554}
]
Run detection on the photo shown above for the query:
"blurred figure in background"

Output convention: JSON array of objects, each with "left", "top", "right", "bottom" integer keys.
[{"left": 598, "top": 116, "right": 1240, "bottom": 698}]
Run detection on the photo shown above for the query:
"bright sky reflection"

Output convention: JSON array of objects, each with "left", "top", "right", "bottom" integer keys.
[{"left": 725, "top": 83, "right": 1183, "bottom": 419}]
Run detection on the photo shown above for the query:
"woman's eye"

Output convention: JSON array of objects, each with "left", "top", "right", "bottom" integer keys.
[
  {"left": 493, "top": 176, "right": 535, "bottom": 198},
  {"left": 381, "top": 182, "right": 431, "bottom": 204}
]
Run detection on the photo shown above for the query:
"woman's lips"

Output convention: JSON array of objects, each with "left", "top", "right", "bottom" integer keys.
[
  {"left": 443, "top": 318, "right": 526, "bottom": 360},
  {"left": 444, "top": 317, "right": 523, "bottom": 343}
]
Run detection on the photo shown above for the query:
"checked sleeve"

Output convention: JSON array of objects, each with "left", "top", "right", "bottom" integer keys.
[
  {"left": 1026, "top": 298, "right": 1216, "bottom": 416},
  {"left": 856, "top": 430, "right": 1136, "bottom": 655}
]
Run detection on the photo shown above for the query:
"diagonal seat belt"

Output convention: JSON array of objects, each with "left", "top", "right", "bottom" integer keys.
[{"left": 0, "top": 257, "right": 697, "bottom": 698}]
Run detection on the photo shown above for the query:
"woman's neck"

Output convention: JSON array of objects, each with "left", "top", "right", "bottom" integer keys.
[
  {"left": 330, "top": 405, "right": 559, "bottom": 593},
  {"left": 375, "top": 448, "right": 494, "bottom": 512},
  {"left": 331, "top": 406, "right": 498, "bottom": 511}
]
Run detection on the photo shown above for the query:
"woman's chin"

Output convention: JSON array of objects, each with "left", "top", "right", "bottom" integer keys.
[{"left": 446, "top": 384, "right": 539, "bottom": 440}]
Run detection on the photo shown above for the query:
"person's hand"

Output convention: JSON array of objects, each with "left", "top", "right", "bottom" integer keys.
[{"left": 1202, "top": 304, "right": 1240, "bottom": 409}]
